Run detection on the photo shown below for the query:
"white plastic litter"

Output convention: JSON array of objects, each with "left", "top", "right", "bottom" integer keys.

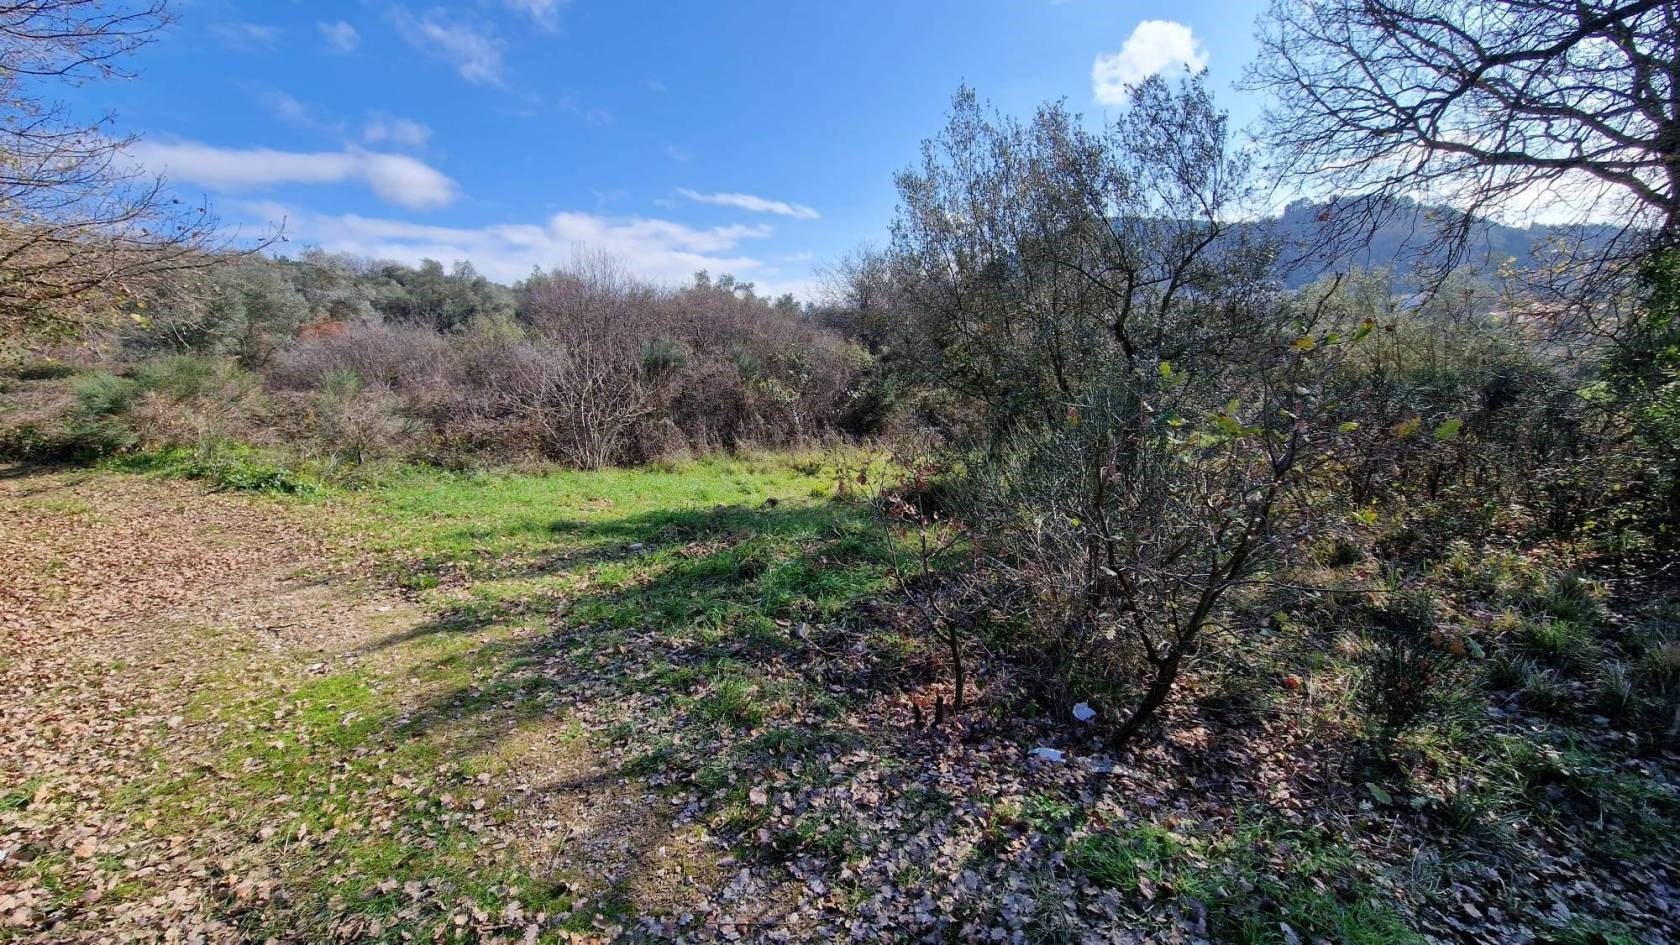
[
  {"left": 1029, "top": 747, "right": 1066, "bottom": 763},
  {"left": 1072, "top": 702, "right": 1096, "bottom": 722}
]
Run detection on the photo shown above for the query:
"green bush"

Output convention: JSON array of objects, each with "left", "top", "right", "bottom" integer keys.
[
  {"left": 7, "top": 358, "right": 77, "bottom": 381},
  {"left": 1635, "top": 641, "right": 1680, "bottom": 736},
  {"left": 0, "top": 418, "right": 129, "bottom": 461},
  {"left": 1520, "top": 666, "right": 1572, "bottom": 717},
  {"left": 0, "top": 369, "right": 143, "bottom": 460},
  {"left": 72, "top": 371, "right": 139, "bottom": 416},
  {"left": 0, "top": 355, "right": 269, "bottom": 464},
  {"left": 1521, "top": 619, "right": 1597, "bottom": 671},
  {"left": 1535, "top": 916, "right": 1641, "bottom": 945},
  {"left": 1067, "top": 823, "right": 1187, "bottom": 892},
  {"left": 1071, "top": 820, "right": 1421, "bottom": 945},
  {"left": 112, "top": 444, "right": 323, "bottom": 496},
  {"left": 133, "top": 353, "right": 227, "bottom": 401},
  {"left": 1356, "top": 591, "right": 1461, "bottom": 747},
  {"left": 1535, "top": 572, "right": 1601, "bottom": 626},
  {"left": 1488, "top": 653, "right": 1538, "bottom": 692},
  {"left": 689, "top": 671, "right": 767, "bottom": 727},
  {"left": 1594, "top": 661, "right": 1637, "bottom": 722},
  {"left": 190, "top": 448, "right": 320, "bottom": 495}
]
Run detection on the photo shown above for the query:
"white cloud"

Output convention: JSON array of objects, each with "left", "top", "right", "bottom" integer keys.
[
  {"left": 265, "top": 93, "right": 312, "bottom": 125},
  {"left": 754, "top": 276, "right": 823, "bottom": 301},
  {"left": 389, "top": 8, "right": 505, "bottom": 86},
  {"left": 665, "top": 144, "right": 692, "bottom": 163},
  {"left": 262, "top": 93, "right": 344, "bottom": 136},
  {"left": 363, "top": 115, "right": 432, "bottom": 150},
  {"left": 239, "top": 203, "right": 774, "bottom": 285},
  {"left": 318, "top": 20, "right": 360, "bottom": 53},
  {"left": 554, "top": 93, "right": 612, "bottom": 125},
  {"left": 211, "top": 22, "right": 279, "bottom": 50},
  {"left": 677, "top": 188, "right": 820, "bottom": 220},
  {"left": 130, "top": 140, "right": 457, "bottom": 210},
  {"left": 1092, "top": 20, "right": 1208, "bottom": 105},
  {"left": 503, "top": 0, "right": 566, "bottom": 30}
]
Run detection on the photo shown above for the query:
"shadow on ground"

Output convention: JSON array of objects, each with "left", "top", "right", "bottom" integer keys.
[{"left": 322, "top": 497, "right": 937, "bottom": 926}]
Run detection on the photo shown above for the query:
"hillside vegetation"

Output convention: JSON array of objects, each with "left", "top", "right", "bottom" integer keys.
[{"left": 5, "top": 0, "right": 1680, "bottom": 942}]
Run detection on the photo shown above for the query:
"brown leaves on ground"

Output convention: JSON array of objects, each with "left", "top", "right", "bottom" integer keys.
[
  {"left": 3, "top": 464, "right": 1675, "bottom": 944},
  {"left": 0, "top": 467, "right": 408, "bottom": 943}
]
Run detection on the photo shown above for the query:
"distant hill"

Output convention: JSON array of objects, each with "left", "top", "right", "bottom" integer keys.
[{"left": 1263, "top": 197, "right": 1625, "bottom": 288}]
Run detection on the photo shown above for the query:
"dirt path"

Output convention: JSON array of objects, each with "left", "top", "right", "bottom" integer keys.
[
  {"left": 0, "top": 465, "right": 421, "bottom": 942},
  {"left": 0, "top": 465, "right": 805, "bottom": 943}
]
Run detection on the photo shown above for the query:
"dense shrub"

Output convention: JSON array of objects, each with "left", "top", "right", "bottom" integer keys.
[
  {"left": 863, "top": 76, "right": 1365, "bottom": 745},
  {"left": 0, "top": 351, "right": 272, "bottom": 462},
  {"left": 268, "top": 321, "right": 449, "bottom": 392},
  {"left": 301, "top": 370, "right": 415, "bottom": 466},
  {"left": 1597, "top": 249, "right": 1680, "bottom": 552},
  {"left": 73, "top": 371, "right": 138, "bottom": 416},
  {"left": 75, "top": 252, "right": 867, "bottom": 469},
  {"left": 121, "top": 257, "right": 310, "bottom": 367}
]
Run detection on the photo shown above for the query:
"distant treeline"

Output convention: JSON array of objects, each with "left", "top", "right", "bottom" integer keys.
[{"left": 6, "top": 250, "right": 868, "bottom": 468}]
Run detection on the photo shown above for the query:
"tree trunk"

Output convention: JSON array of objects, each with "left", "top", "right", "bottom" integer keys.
[
  {"left": 1108, "top": 637, "right": 1189, "bottom": 749},
  {"left": 947, "top": 625, "right": 966, "bottom": 714}
]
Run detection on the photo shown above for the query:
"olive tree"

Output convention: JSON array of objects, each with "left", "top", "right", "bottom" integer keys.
[
  {"left": 889, "top": 77, "right": 1348, "bottom": 745},
  {"left": 123, "top": 257, "right": 309, "bottom": 366}
]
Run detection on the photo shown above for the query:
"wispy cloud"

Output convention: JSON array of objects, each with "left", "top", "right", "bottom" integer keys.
[
  {"left": 389, "top": 7, "right": 506, "bottom": 87},
  {"left": 318, "top": 20, "right": 360, "bottom": 53},
  {"left": 362, "top": 115, "right": 432, "bottom": 150},
  {"left": 238, "top": 203, "right": 773, "bottom": 285},
  {"left": 265, "top": 92, "right": 312, "bottom": 126},
  {"left": 211, "top": 22, "right": 280, "bottom": 50},
  {"left": 677, "top": 188, "right": 820, "bottom": 220},
  {"left": 503, "top": 0, "right": 567, "bottom": 31},
  {"left": 263, "top": 96, "right": 428, "bottom": 155},
  {"left": 554, "top": 93, "right": 612, "bottom": 125},
  {"left": 1092, "top": 20, "right": 1207, "bottom": 105},
  {"left": 262, "top": 93, "right": 344, "bottom": 136},
  {"left": 131, "top": 140, "right": 458, "bottom": 211}
]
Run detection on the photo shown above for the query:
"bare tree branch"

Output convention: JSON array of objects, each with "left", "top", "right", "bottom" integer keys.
[
  {"left": 0, "top": 0, "right": 267, "bottom": 335},
  {"left": 1246, "top": 0, "right": 1678, "bottom": 290}
]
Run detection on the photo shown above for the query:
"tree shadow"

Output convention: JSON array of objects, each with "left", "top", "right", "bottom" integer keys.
[
  {"left": 338, "top": 497, "right": 929, "bottom": 922},
  {"left": 0, "top": 459, "right": 101, "bottom": 490},
  {"left": 386, "top": 498, "right": 901, "bottom": 740}
]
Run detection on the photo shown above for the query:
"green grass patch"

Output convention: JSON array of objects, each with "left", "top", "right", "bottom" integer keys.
[
  {"left": 110, "top": 443, "right": 324, "bottom": 495},
  {"left": 0, "top": 777, "right": 44, "bottom": 813},
  {"left": 1067, "top": 822, "right": 1191, "bottom": 893},
  {"left": 1069, "top": 818, "right": 1421, "bottom": 945}
]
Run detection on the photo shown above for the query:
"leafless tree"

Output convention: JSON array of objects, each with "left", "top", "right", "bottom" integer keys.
[
  {"left": 1247, "top": 0, "right": 1679, "bottom": 284},
  {"left": 0, "top": 0, "right": 249, "bottom": 334},
  {"left": 512, "top": 339, "right": 656, "bottom": 469}
]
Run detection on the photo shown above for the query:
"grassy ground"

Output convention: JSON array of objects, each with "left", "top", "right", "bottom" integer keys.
[
  {"left": 3, "top": 451, "right": 1677, "bottom": 943},
  {"left": 3, "top": 452, "right": 915, "bottom": 941}
]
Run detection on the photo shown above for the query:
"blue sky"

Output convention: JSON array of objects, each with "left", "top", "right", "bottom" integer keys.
[{"left": 97, "top": 0, "right": 1271, "bottom": 296}]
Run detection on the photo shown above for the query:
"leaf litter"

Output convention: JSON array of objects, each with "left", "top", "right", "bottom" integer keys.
[{"left": 2, "top": 464, "right": 1676, "bottom": 943}]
